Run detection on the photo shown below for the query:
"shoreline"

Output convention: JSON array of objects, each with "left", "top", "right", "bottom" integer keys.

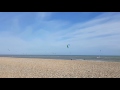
[
  {"left": 1, "top": 56, "right": 120, "bottom": 63},
  {"left": 0, "top": 57, "right": 120, "bottom": 78}
]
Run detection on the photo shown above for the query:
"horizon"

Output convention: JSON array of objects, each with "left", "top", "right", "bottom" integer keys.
[
  {"left": 0, "top": 12, "right": 120, "bottom": 55},
  {"left": 0, "top": 54, "right": 120, "bottom": 56}
]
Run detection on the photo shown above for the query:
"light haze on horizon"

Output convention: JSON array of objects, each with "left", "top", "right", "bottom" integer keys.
[{"left": 0, "top": 12, "right": 120, "bottom": 55}]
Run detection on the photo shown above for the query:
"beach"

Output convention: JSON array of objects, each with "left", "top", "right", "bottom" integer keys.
[{"left": 0, "top": 57, "right": 120, "bottom": 78}]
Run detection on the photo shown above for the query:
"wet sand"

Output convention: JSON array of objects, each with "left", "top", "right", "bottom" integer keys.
[{"left": 0, "top": 57, "right": 120, "bottom": 78}]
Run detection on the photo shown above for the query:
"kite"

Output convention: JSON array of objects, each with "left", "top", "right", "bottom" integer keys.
[{"left": 67, "top": 44, "right": 70, "bottom": 48}]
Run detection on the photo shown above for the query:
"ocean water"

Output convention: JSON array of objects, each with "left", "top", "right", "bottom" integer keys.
[{"left": 0, "top": 55, "right": 120, "bottom": 62}]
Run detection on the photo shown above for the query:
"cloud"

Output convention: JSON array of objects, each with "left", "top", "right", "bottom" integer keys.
[
  {"left": 36, "top": 12, "right": 52, "bottom": 20},
  {"left": 42, "top": 12, "right": 120, "bottom": 53},
  {"left": 35, "top": 13, "right": 120, "bottom": 51},
  {"left": 58, "top": 13, "right": 120, "bottom": 39},
  {"left": 0, "top": 12, "right": 120, "bottom": 55}
]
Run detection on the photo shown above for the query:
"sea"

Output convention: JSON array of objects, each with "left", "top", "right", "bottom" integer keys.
[{"left": 0, "top": 55, "right": 120, "bottom": 62}]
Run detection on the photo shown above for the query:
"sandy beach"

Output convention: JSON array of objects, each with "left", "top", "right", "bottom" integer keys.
[{"left": 0, "top": 57, "right": 120, "bottom": 78}]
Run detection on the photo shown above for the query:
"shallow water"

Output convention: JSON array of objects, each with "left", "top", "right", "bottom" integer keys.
[{"left": 0, "top": 55, "right": 120, "bottom": 62}]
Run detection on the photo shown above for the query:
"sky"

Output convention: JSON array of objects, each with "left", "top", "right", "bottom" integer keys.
[{"left": 0, "top": 12, "right": 120, "bottom": 55}]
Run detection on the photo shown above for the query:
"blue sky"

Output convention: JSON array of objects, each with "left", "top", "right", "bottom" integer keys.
[{"left": 0, "top": 12, "right": 120, "bottom": 55}]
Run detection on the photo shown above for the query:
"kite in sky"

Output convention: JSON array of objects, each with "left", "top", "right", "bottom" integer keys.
[{"left": 67, "top": 44, "right": 70, "bottom": 48}]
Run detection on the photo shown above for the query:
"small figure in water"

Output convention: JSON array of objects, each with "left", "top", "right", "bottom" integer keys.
[{"left": 71, "top": 59, "right": 72, "bottom": 60}]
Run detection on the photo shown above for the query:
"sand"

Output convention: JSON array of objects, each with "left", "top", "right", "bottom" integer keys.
[{"left": 0, "top": 57, "right": 120, "bottom": 78}]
